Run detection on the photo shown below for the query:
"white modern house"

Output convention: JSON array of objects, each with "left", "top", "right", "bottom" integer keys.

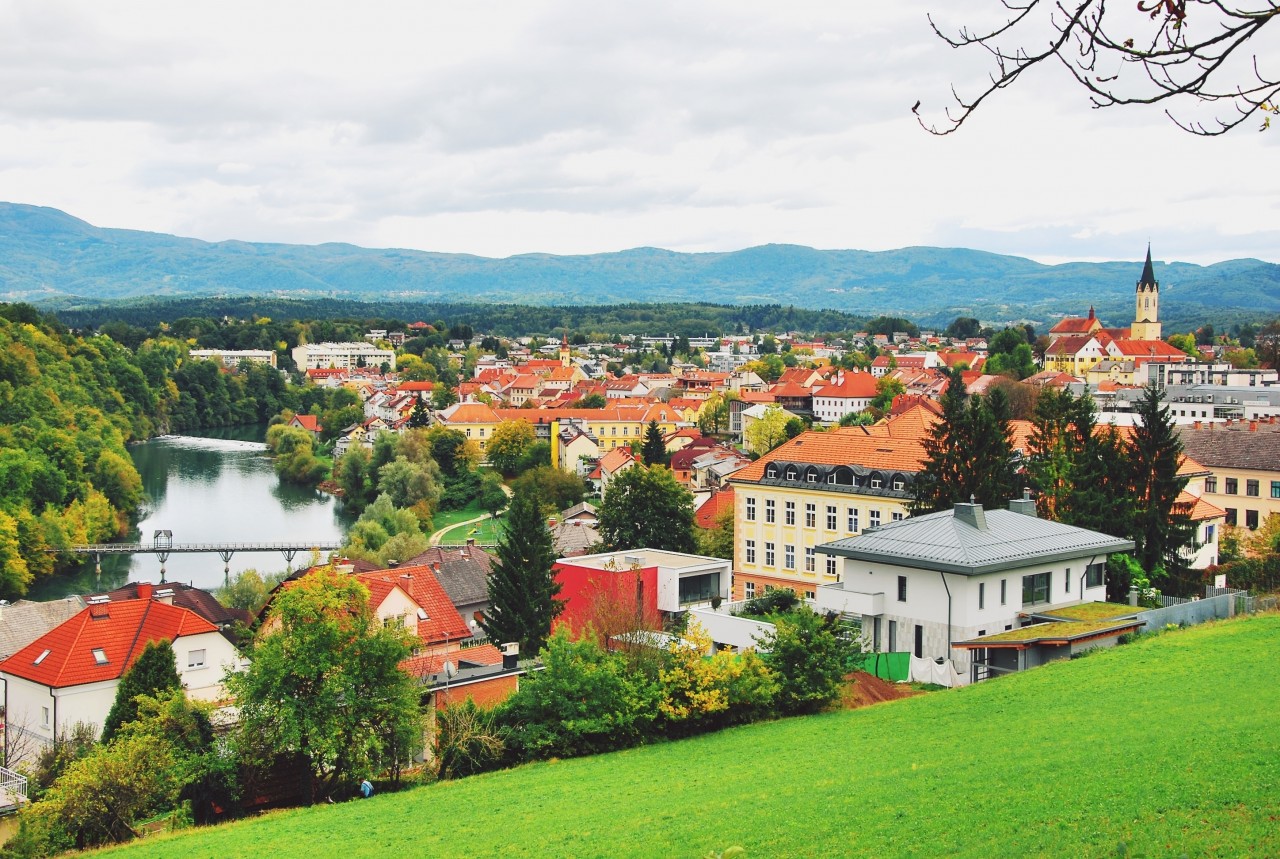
[
  {"left": 0, "top": 584, "right": 241, "bottom": 764},
  {"left": 814, "top": 497, "right": 1135, "bottom": 684},
  {"left": 292, "top": 342, "right": 396, "bottom": 371}
]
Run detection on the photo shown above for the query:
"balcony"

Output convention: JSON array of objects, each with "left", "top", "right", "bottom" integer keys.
[{"left": 813, "top": 583, "right": 884, "bottom": 617}]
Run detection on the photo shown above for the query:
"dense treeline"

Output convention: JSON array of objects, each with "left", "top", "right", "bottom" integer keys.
[{"left": 54, "top": 297, "right": 872, "bottom": 341}]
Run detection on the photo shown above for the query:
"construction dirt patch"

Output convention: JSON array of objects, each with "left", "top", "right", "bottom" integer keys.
[{"left": 841, "top": 671, "right": 924, "bottom": 709}]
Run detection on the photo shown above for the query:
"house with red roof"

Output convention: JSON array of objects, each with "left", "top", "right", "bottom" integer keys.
[
  {"left": 811, "top": 371, "right": 879, "bottom": 422},
  {"left": 0, "top": 583, "right": 241, "bottom": 756},
  {"left": 287, "top": 413, "right": 323, "bottom": 439}
]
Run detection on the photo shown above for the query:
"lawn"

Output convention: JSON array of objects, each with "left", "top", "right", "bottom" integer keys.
[
  {"left": 104, "top": 613, "right": 1280, "bottom": 858},
  {"left": 428, "top": 502, "right": 506, "bottom": 545}
]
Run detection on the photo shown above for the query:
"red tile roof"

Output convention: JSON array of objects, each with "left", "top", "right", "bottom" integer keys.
[
  {"left": 814, "top": 373, "right": 878, "bottom": 398},
  {"left": 289, "top": 414, "right": 322, "bottom": 432},
  {"left": 695, "top": 487, "right": 735, "bottom": 529},
  {"left": 357, "top": 566, "right": 472, "bottom": 645},
  {"left": 400, "top": 644, "right": 504, "bottom": 677},
  {"left": 733, "top": 430, "right": 927, "bottom": 481},
  {"left": 0, "top": 599, "right": 217, "bottom": 688}
]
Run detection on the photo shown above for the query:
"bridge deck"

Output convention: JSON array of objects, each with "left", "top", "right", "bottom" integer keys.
[{"left": 66, "top": 542, "right": 345, "bottom": 554}]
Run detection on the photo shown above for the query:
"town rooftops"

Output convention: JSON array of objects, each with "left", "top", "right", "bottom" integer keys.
[
  {"left": 0, "top": 597, "right": 218, "bottom": 688},
  {"left": 817, "top": 502, "right": 1134, "bottom": 576},
  {"left": 1178, "top": 420, "right": 1280, "bottom": 471},
  {"left": 733, "top": 429, "right": 927, "bottom": 482}
]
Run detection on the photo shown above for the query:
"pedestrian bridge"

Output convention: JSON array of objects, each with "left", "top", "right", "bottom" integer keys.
[{"left": 65, "top": 531, "right": 344, "bottom": 577}]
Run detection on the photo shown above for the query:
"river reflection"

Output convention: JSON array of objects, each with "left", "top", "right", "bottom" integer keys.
[{"left": 29, "top": 426, "right": 352, "bottom": 599}]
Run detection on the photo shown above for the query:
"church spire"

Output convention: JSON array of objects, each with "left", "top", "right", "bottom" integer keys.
[{"left": 1140, "top": 243, "right": 1156, "bottom": 285}]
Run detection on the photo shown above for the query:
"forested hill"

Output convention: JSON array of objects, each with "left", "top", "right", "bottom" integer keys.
[{"left": 4, "top": 203, "right": 1278, "bottom": 330}]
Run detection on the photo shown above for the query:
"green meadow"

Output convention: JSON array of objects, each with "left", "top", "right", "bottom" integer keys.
[{"left": 104, "top": 614, "right": 1280, "bottom": 858}]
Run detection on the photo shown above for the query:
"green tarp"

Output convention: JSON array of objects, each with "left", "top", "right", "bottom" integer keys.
[{"left": 862, "top": 651, "right": 910, "bottom": 682}]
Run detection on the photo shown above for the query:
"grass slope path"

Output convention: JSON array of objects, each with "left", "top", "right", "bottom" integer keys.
[{"left": 108, "top": 614, "right": 1280, "bottom": 859}]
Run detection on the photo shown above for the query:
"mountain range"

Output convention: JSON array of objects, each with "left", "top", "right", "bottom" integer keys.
[{"left": 3, "top": 202, "right": 1277, "bottom": 330}]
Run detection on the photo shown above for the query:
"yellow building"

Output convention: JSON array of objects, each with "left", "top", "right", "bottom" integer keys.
[
  {"left": 728, "top": 429, "right": 927, "bottom": 600},
  {"left": 1178, "top": 420, "right": 1280, "bottom": 531}
]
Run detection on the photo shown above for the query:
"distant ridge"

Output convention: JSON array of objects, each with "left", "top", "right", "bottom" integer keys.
[{"left": 2, "top": 202, "right": 1277, "bottom": 329}]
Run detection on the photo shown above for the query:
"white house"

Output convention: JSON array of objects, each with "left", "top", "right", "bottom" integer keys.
[
  {"left": 814, "top": 498, "right": 1135, "bottom": 684},
  {"left": 811, "top": 372, "right": 879, "bottom": 423},
  {"left": 0, "top": 584, "right": 241, "bottom": 764}
]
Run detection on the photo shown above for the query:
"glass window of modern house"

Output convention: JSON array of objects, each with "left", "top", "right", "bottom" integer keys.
[{"left": 1022, "top": 572, "right": 1051, "bottom": 605}]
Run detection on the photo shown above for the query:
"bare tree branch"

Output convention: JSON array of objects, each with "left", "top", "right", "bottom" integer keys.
[{"left": 921, "top": 0, "right": 1280, "bottom": 135}]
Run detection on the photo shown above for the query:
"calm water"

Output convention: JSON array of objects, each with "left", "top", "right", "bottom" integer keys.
[{"left": 29, "top": 426, "right": 351, "bottom": 599}]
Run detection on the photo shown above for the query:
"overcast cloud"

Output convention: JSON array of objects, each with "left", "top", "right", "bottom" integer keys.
[{"left": 0, "top": 1, "right": 1275, "bottom": 265}]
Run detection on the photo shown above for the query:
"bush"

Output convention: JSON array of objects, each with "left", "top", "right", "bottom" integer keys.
[
  {"left": 741, "top": 588, "right": 799, "bottom": 617},
  {"left": 758, "top": 608, "right": 849, "bottom": 715},
  {"left": 435, "top": 700, "right": 508, "bottom": 779},
  {"left": 499, "top": 629, "right": 660, "bottom": 760},
  {"left": 658, "top": 623, "right": 778, "bottom": 734}
]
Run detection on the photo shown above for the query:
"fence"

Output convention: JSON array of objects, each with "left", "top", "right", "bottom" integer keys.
[
  {"left": 1136, "top": 592, "right": 1233, "bottom": 632},
  {"left": 0, "top": 765, "right": 27, "bottom": 812}
]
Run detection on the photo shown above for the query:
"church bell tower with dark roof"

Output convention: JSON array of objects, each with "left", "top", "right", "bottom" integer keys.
[{"left": 1131, "top": 244, "right": 1161, "bottom": 341}]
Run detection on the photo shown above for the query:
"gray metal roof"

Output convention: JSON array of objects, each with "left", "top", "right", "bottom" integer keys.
[{"left": 816, "top": 506, "right": 1134, "bottom": 576}]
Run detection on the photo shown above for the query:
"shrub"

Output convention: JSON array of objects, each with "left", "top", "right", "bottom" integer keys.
[
  {"left": 658, "top": 623, "right": 778, "bottom": 734},
  {"left": 435, "top": 700, "right": 508, "bottom": 779},
  {"left": 741, "top": 588, "right": 799, "bottom": 617},
  {"left": 758, "top": 608, "right": 849, "bottom": 715}
]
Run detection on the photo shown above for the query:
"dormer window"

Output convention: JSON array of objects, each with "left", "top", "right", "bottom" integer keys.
[
  {"left": 806, "top": 471, "right": 817, "bottom": 483},
  {"left": 33, "top": 649, "right": 50, "bottom": 665},
  {"left": 766, "top": 465, "right": 779, "bottom": 478},
  {"left": 893, "top": 478, "right": 905, "bottom": 491},
  {"left": 871, "top": 476, "right": 883, "bottom": 489},
  {"left": 785, "top": 467, "right": 798, "bottom": 480},
  {"left": 92, "top": 648, "right": 108, "bottom": 665}
]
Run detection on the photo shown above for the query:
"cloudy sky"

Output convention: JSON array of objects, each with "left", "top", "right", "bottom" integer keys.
[{"left": 1, "top": 1, "right": 1276, "bottom": 265}]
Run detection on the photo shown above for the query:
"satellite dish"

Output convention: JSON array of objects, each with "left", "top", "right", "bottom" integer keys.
[{"left": 443, "top": 660, "right": 457, "bottom": 680}]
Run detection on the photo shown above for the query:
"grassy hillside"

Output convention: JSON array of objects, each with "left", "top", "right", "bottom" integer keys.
[
  {"left": 5, "top": 203, "right": 1278, "bottom": 328},
  {"left": 104, "top": 614, "right": 1280, "bottom": 858}
]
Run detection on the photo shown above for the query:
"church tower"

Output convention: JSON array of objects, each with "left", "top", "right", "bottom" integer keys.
[
  {"left": 560, "top": 333, "right": 571, "bottom": 368},
  {"left": 1130, "top": 245, "right": 1161, "bottom": 341}
]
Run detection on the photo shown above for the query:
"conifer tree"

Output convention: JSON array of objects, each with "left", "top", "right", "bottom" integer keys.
[
  {"left": 1128, "top": 383, "right": 1196, "bottom": 583},
  {"left": 101, "top": 639, "right": 182, "bottom": 743},
  {"left": 914, "top": 372, "right": 1017, "bottom": 513},
  {"left": 641, "top": 420, "right": 667, "bottom": 466},
  {"left": 482, "top": 483, "right": 563, "bottom": 654},
  {"left": 911, "top": 370, "right": 970, "bottom": 514}
]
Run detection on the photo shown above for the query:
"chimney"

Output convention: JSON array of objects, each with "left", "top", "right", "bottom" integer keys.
[
  {"left": 952, "top": 500, "right": 988, "bottom": 530},
  {"left": 1008, "top": 488, "right": 1038, "bottom": 518},
  {"left": 501, "top": 641, "right": 519, "bottom": 670},
  {"left": 137, "top": 581, "right": 154, "bottom": 601},
  {"left": 335, "top": 558, "right": 355, "bottom": 574},
  {"left": 1250, "top": 420, "right": 1258, "bottom": 432},
  {"left": 1193, "top": 420, "right": 1201, "bottom": 430},
  {"left": 386, "top": 559, "right": 399, "bottom": 568}
]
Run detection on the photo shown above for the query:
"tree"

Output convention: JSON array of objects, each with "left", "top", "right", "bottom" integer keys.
[
  {"left": 481, "top": 483, "right": 563, "bottom": 655},
  {"left": 923, "top": 1, "right": 1280, "bottom": 135},
  {"left": 101, "top": 639, "right": 182, "bottom": 743},
  {"left": 216, "top": 567, "right": 274, "bottom": 614},
  {"left": 598, "top": 465, "right": 697, "bottom": 553},
  {"left": 912, "top": 372, "right": 1018, "bottom": 513},
  {"left": 336, "top": 446, "right": 375, "bottom": 512},
  {"left": 758, "top": 608, "right": 849, "bottom": 715},
  {"left": 511, "top": 465, "right": 586, "bottom": 513},
  {"left": 431, "top": 384, "right": 458, "bottom": 411},
  {"left": 478, "top": 472, "right": 509, "bottom": 520},
  {"left": 641, "top": 420, "right": 668, "bottom": 466},
  {"left": 657, "top": 622, "right": 777, "bottom": 733},
  {"left": 566, "top": 392, "right": 607, "bottom": 409},
  {"left": 227, "top": 568, "right": 421, "bottom": 804},
  {"left": 945, "top": 316, "right": 982, "bottom": 340},
  {"left": 487, "top": 419, "right": 537, "bottom": 477},
  {"left": 695, "top": 504, "right": 735, "bottom": 561},
  {"left": 1128, "top": 383, "right": 1196, "bottom": 584},
  {"left": 870, "top": 376, "right": 906, "bottom": 412},
  {"left": 377, "top": 456, "right": 443, "bottom": 515},
  {"left": 745, "top": 404, "right": 792, "bottom": 455},
  {"left": 408, "top": 396, "right": 431, "bottom": 428}
]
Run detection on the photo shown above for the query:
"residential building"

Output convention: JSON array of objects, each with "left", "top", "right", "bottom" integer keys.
[
  {"left": 553, "top": 549, "right": 731, "bottom": 637},
  {"left": 811, "top": 371, "right": 879, "bottom": 423},
  {"left": 815, "top": 499, "right": 1134, "bottom": 683},
  {"left": 0, "top": 584, "right": 241, "bottom": 758},
  {"left": 292, "top": 342, "right": 396, "bottom": 372},
  {"left": 729, "top": 428, "right": 927, "bottom": 599},
  {"left": 189, "top": 348, "right": 278, "bottom": 369},
  {"left": 1177, "top": 420, "right": 1280, "bottom": 529}
]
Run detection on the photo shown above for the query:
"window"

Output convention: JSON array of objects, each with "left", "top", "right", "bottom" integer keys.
[
  {"left": 870, "top": 510, "right": 881, "bottom": 528},
  {"left": 1001, "top": 578, "right": 1007, "bottom": 605},
  {"left": 187, "top": 649, "right": 206, "bottom": 669},
  {"left": 784, "top": 545, "right": 795, "bottom": 569},
  {"left": 785, "top": 501, "right": 796, "bottom": 525},
  {"left": 806, "top": 471, "right": 817, "bottom": 483},
  {"left": 1065, "top": 568, "right": 1071, "bottom": 593},
  {"left": 805, "top": 503, "right": 816, "bottom": 528},
  {"left": 765, "top": 543, "right": 775, "bottom": 567},
  {"left": 978, "top": 582, "right": 985, "bottom": 610},
  {"left": 893, "top": 477, "right": 905, "bottom": 491},
  {"left": 897, "top": 575, "right": 907, "bottom": 602},
  {"left": 746, "top": 497, "right": 756, "bottom": 521},
  {"left": 871, "top": 476, "right": 882, "bottom": 489},
  {"left": 1247, "top": 480, "right": 1260, "bottom": 497},
  {"left": 1246, "top": 509, "right": 1260, "bottom": 530},
  {"left": 766, "top": 465, "right": 778, "bottom": 479},
  {"left": 1225, "top": 477, "right": 1238, "bottom": 494},
  {"left": 745, "top": 581, "right": 756, "bottom": 599},
  {"left": 914, "top": 625, "right": 923, "bottom": 658},
  {"left": 33, "top": 648, "right": 50, "bottom": 665},
  {"left": 1206, "top": 476, "right": 1218, "bottom": 493},
  {"left": 892, "top": 511, "right": 904, "bottom": 522},
  {"left": 826, "top": 505, "right": 837, "bottom": 530},
  {"left": 745, "top": 539, "right": 756, "bottom": 564},
  {"left": 888, "top": 620, "right": 898, "bottom": 652},
  {"left": 825, "top": 556, "right": 837, "bottom": 576},
  {"left": 765, "top": 500, "right": 776, "bottom": 523},
  {"left": 847, "top": 508, "right": 858, "bottom": 533},
  {"left": 42, "top": 707, "right": 50, "bottom": 728},
  {"left": 92, "top": 648, "right": 108, "bottom": 666},
  {"left": 1226, "top": 508, "right": 1238, "bottom": 526},
  {"left": 1022, "top": 572, "right": 1051, "bottom": 605},
  {"left": 623, "top": 426, "right": 629, "bottom": 436},
  {"left": 1086, "top": 562, "right": 1105, "bottom": 589},
  {"left": 805, "top": 547, "right": 816, "bottom": 572},
  {"left": 1272, "top": 481, "right": 1280, "bottom": 499},
  {"left": 1204, "top": 523, "right": 1216, "bottom": 544}
]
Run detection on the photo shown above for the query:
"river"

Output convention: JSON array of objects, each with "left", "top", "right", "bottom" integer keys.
[{"left": 29, "top": 426, "right": 352, "bottom": 599}]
